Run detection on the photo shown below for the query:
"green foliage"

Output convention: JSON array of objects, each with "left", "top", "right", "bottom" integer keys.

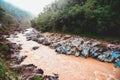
[
  {"left": 0, "top": 45, "right": 9, "bottom": 52},
  {"left": 31, "top": 0, "right": 120, "bottom": 37},
  {"left": 0, "top": 0, "right": 33, "bottom": 27},
  {"left": 0, "top": 58, "right": 19, "bottom": 80},
  {"left": 31, "top": 76, "right": 43, "bottom": 80},
  {"left": 0, "top": 7, "right": 5, "bottom": 21},
  {"left": 0, "top": 4, "right": 16, "bottom": 34}
]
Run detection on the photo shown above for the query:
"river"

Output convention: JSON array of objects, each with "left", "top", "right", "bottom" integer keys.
[{"left": 7, "top": 33, "right": 120, "bottom": 80}]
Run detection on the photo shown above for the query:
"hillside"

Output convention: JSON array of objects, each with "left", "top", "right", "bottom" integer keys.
[
  {"left": 0, "top": 0, "right": 34, "bottom": 27},
  {"left": 31, "top": 0, "right": 120, "bottom": 37}
]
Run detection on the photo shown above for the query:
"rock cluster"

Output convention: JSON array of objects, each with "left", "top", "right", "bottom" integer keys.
[
  {"left": 5, "top": 30, "right": 59, "bottom": 80},
  {"left": 24, "top": 28, "right": 120, "bottom": 68},
  {"left": 0, "top": 37, "right": 26, "bottom": 65},
  {"left": 11, "top": 64, "right": 59, "bottom": 80}
]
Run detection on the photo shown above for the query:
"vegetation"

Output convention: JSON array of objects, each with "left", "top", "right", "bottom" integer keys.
[
  {"left": 0, "top": 57, "right": 19, "bottom": 80},
  {"left": 31, "top": 0, "right": 120, "bottom": 37},
  {"left": 31, "top": 76, "right": 43, "bottom": 80},
  {"left": 0, "top": 45, "right": 9, "bottom": 52},
  {"left": 0, "top": 0, "right": 33, "bottom": 27},
  {"left": 0, "top": 6, "right": 15, "bottom": 35}
]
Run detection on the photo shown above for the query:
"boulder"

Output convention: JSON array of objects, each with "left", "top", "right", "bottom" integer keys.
[
  {"left": 98, "top": 51, "right": 112, "bottom": 62},
  {"left": 32, "top": 46, "right": 39, "bottom": 50},
  {"left": 10, "top": 34, "right": 18, "bottom": 38},
  {"left": 98, "top": 55, "right": 106, "bottom": 62},
  {"left": 72, "top": 40, "right": 81, "bottom": 47},
  {"left": 69, "top": 47, "right": 76, "bottom": 55},
  {"left": 109, "top": 51, "right": 120, "bottom": 62},
  {"left": 37, "top": 37, "right": 45, "bottom": 43},
  {"left": 42, "top": 39, "right": 52, "bottom": 46},
  {"left": 81, "top": 47, "right": 90, "bottom": 58},
  {"left": 114, "top": 61, "right": 120, "bottom": 68},
  {"left": 31, "top": 36, "right": 38, "bottom": 41},
  {"left": 55, "top": 45, "right": 70, "bottom": 54},
  {"left": 55, "top": 46, "right": 67, "bottom": 54},
  {"left": 50, "top": 43, "right": 61, "bottom": 49},
  {"left": 63, "top": 35, "right": 71, "bottom": 40},
  {"left": 74, "top": 52, "right": 80, "bottom": 57},
  {"left": 110, "top": 40, "right": 120, "bottom": 45},
  {"left": 90, "top": 46, "right": 100, "bottom": 58},
  {"left": 43, "top": 73, "right": 59, "bottom": 80}
]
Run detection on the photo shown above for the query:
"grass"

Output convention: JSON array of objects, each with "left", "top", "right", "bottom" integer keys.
[
  {"left": 0, "top": 45, "right": 9, "bottom": 52},
  {"left": 31, "top": 76, "right": 43, "bottom": 80},
  {"left": 0, "top": 57, "right": 19, "bottom": 80}
]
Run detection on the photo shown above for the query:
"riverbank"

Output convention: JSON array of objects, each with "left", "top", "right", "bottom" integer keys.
[{"left": 0, "top": 31, "right": 58, "bottom": 80}]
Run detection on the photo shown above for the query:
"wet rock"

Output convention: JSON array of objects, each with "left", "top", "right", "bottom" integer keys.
[
  {"left": 69, "top": 47, "right": 76, "bottom": 55},
  {"left": 110, "top": 40, "right": 120, "bottom": 45},
  {"left": 55, "top": 45, "right": 67, "bottom": 54},
  {"left": 10, "top": 34, "right": 18, "bottom": 38},
  {"left": 90, "top": 47, "right": 100, "bottom": 58},
  {"left": 31, "top": 36, "right": 38, "bottom": 41},
  {"left": 63, "top": 35, "right": 71, "bottom": 40},
  {"left": 50, "top": 43, "right": 61, "bottom": 49},
  {"left": 98, "top": 51, "right": 112, "bottom": 62},
  {"left": 37, "top": 37, "right": 45, "bottom": 43},
  {"left": 35, "top": 69, "right": 44, "bottom": 74},
  {"left": 72, "top": 40, "right": 81, "bottom": 47},
  {"left": 42, "top": 38, "right": 52, "bottom": 46},
  {"left": 81, "top": 47, "right": 90, "bottom": 58},
  {"left": 12, "top": 55, "right": 27, "bottom": 64},
  {"left": 11, "top": 64, "right": 45, "bottom": 80},
  {"left": 12, "top": 64, "right": 59, "bottom": 80},
  {"left": 26, "top": 36, "right": 32, "bottom": 41},
  {"left": 109, "top": 51, "right": 120, "bottom": 62},
  {"left": 55, "top": 45, "right": 71, "bottom": 54},
  {"left": 8, "top": 43, "right": 18, "bottom": 49},
  {"left": 114, "top": 61, "right": 120, "bottom": 68},
  {"left": 98, "top": 55, "right": 106, "bottom": 62},
  {"left": 32, "top": 46, "right": 39, "bottom": 50},
  {"left": 74, "top": 52, "right": 80, "bottom": 57},
  {"left": 43, "top": 73, "right": 59, "bottom": 80}
]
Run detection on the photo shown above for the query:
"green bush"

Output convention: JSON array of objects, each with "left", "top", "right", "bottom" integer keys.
[
  {"left": 0, "top": 58, "right": 19, "bottom": 80},
  {"left": 31, "top": 0, "right": 120, "bottom": 37},
  {"left": 0, "top": 45, "right": 9, "bottom": 52},
  {"left": 31, "top": 76, "right": 43, "bottom": 80}
]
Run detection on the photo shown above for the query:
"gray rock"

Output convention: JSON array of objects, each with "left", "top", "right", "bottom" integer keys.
[
  {"left": 98, "top": 55, "right": 106, "bottom": 62},
  {"left": 81, "top": 47, "right": 90, "bottom": 58},
  {"left": 74, "top": 52, "right": 80, "bottom": 57},
  {"left": 90, "top": 47, "right": 100, "bottom": 57},
  {"left": 63, "top": 35, "right": 71, "bottom": 40},
  {"left": 55, "top": 45, "right": 70, "bottom": 54},
  {"left": 98, "top": 51, "right": 112, "bottom": 62},
  {"left": 72, "top": 40, "right": 81, "bottom": 47},
  {"left": 10, "top": 34, "right": 18, "bottom": 38},
  {"left": 55, "top": 45, "right": 67, "bottom": 54},
  {"left": 42, "top": 39, "right": 52, "bottom": 45},
  {"left": 50, "top": 43, "right": 61, "bottom": 49},
  {"left": 69, "top": 47, "right": 76, "bottom": 54},
  {"left": 37, "top": 37, "right": 45, "bottom": 43}
]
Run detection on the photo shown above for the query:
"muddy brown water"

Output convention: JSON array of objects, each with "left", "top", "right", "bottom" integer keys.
[{"left": 7, "top": 33, "right": 120, "bottom": 80}]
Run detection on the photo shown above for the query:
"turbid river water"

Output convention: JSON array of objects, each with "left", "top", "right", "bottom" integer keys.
[{"left": 8, "top": 33, "right": 120, "bottom": 80}]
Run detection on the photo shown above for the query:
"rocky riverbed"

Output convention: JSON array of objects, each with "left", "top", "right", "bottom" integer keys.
[{"left": 7, "top": 28, "right": 120, "bottom": 80}]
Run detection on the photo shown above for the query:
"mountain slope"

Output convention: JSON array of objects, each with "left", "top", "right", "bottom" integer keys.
[{"left": 0, "top": 0, "right": 34, "bottom": 27}]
